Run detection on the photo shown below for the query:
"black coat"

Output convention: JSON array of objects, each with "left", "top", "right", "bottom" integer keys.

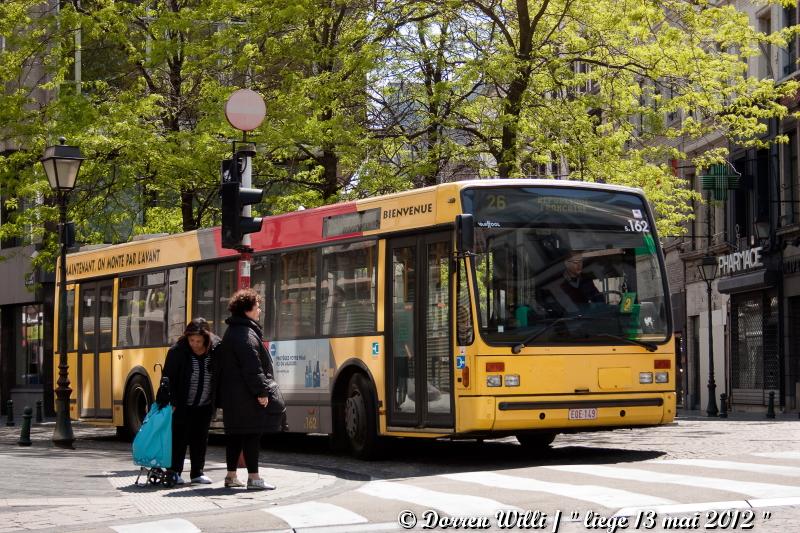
[
  {"left": 216, "top": 315, "right": 286, "bottom": 434},
  {"left": 162, "top": 333, "right": 221, "bottom": 420}
]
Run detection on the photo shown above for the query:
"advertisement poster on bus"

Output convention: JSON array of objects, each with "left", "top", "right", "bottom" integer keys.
[{"left": 267, "top": 339, "right": 331, "bottom": 392}]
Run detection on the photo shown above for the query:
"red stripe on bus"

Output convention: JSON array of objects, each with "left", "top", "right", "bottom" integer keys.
[
  {"left": 209, "top": 202, "right": 360, "bottom": 257},
  {"left": 252, "top": 203, "right": 358, "bottom": 250}
]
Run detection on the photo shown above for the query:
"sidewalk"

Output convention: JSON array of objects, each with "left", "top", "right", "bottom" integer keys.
[
  {"left": 676, "top": 407, "right": 800, "bottom": 421},
  {"left": 0, "top": 420, "right": 343, "bottom": 532}
]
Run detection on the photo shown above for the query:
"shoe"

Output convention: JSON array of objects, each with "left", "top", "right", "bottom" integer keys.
[
  {"left": 224, "top": 477, "right": 245, "bottom": 488},
  {"left": 247, "top": 478, "right": 276, "bottom": 491},
  {"left": 175, "top": 475, "right": 186, "bottom": 485},
  {"left": 191, "top": 475, "right": 212, "bottom": 484}
]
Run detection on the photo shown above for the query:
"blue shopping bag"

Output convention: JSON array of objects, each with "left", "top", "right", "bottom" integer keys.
[{"left": 132, "top": 402, "right": 173, "bottom": 468}]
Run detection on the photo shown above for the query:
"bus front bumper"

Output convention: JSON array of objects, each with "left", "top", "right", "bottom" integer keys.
[{"left": 457, "top": 392, "right": 676, "bottom": 433}]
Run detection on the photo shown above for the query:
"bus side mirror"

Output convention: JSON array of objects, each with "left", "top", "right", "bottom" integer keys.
[{"left": 456, "top": 214, "right": 474, "bottom": 254}]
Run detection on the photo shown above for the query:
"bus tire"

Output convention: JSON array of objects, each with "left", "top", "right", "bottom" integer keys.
[
  {"left": 121, "top": 374, "right": 152, "bottom": 440},
  {"left": 344, "top": 373, "right": 378, "bottom": 459},
  {"left": 515, "top": 432, "right": 556, "bottom": 450}
]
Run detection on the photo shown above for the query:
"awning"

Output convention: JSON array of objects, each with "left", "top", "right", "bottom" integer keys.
[{"left": 717, "top": 269, "right": 777, "bottom": 294}]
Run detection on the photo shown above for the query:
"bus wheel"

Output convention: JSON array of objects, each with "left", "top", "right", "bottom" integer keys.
[
  {"left": 121, "top": 375, "right": 151, "bottom": 440},
  {"left": 515, "top": 432, "right": 556, "bottom": 450},
  {"left": 344, "top": 373, "right": 378, "bottom": 459}
]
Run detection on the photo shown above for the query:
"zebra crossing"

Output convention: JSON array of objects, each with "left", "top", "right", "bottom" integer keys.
[{"left": 110, "top": 451, "right": 800, "bottom": 532}]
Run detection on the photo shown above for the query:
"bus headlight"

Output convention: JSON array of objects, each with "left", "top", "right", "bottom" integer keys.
[
  {"left": 655, "top": 372, "right": 669, "bottom": 383},
  {"left": 639, "top": 372, "right": 654, "bottom": 384},
  {"left": 487, "top": 375, "right": 502, "bottom": 387},
  {"left": 504, "top": 374, "right": 520, "bottom": 387}
]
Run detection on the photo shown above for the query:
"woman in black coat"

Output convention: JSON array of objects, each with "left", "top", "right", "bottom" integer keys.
[
  {"left": 162, "top": 317, "right": 220, "bottom": 485},
  {"left": 217, "top": 288, "right": 285, "bottom": 490}
]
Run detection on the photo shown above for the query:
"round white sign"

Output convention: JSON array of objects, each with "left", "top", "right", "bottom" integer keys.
[{"left": 224, "top": 89, "right": 266, "bottom": 131}]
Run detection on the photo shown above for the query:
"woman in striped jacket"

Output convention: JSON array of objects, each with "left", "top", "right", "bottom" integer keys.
[{"left": 162, "top": 317, "right": 221, "bottom": 485}]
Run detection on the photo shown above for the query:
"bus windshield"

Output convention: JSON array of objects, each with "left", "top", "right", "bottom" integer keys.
[{"left": 462, "top": 186, "right": 669, "bottom": 347}]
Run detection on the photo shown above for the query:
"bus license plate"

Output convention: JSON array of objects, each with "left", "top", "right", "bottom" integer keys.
[{"left": 568, "top": 408, "right": 597, "bottom": 420}]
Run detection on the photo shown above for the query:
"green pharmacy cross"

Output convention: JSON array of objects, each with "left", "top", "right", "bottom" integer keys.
[{"left": 700, "top": 163, "right": 740, "bottom": 203}]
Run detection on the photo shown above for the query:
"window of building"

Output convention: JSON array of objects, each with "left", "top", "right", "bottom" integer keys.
[
  {"left": 758, "top": 12, "right": 772, "bottom": 79},
  {"left": 320, "top": 241, "right": 377, "bottom": 336},
  {"left": 276, "top": 249, "right": 317, "bottom": 339},
  {"left": 784, "top": 130, "right": 799, "bottom": 224},
  {"left": 783, "top": 5, "right": 798, "bottom": 77},
  {"left": 117, "top": 271, "right": 167, "bottom": 347}
]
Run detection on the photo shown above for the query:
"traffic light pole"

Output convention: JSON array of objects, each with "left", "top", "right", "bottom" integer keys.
[{"left": 238, "top": 146, "right": 253, "bottom": 289}]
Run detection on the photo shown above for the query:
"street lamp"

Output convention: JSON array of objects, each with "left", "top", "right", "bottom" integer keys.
[
  {"left": 41, "top": 137, "right": 84, "bottom": 449},
  {"left": 754, "top": 217, "right": 771, "bottom": 248},
  {"left": 697, "top": 255, "right": 719, "bottom": 417}
]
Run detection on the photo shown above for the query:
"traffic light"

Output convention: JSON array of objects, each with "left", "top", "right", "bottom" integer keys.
[{"left": 221, "top": 181, "right": 264, "bottom": 250}]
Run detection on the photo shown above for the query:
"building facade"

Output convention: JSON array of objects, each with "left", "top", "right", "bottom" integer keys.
[{"left": 666, "top": 2, "right": 800, "bottom": 414}]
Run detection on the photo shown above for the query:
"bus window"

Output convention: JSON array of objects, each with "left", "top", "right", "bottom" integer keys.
[
  {"left": 66, "top": 287, "right": 76, "bottom": 352},
  {"left": 193, "top": 265, "right": 216, "bottom": 332},
  {"left": 117, "top": 272, "right": 167, "bottom": 347},
  {"left": 252, "top": 256, "right": 271, "bottom": 335},
  {"left": 98, "top": 285, "right": 113, "bottom": 351},
  {"left": 277, "top": 249, "right": 317, "bottom": 339},
  {"left": 167, "top": 267, "right": 187, "bottom": 343},
  {"left": 80, "top": 287, "right": 96, "bottom": 351},
  {"left": 216, "top": 262, "right": 237, "bottom": 336},
  {"left": 321, "top": 241, "right": 376, "bottom": 336}
]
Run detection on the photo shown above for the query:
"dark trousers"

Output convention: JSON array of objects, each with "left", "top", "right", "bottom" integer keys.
[
  {"left": 225, "top": 433, "right": 261, "bottom": 474},
  {"left": 171, "top": 404, "right": 213, "bottom": 479}
]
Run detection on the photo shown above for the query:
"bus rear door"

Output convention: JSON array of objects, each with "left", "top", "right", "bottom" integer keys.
[{"left": 77, "top": 280, "right": 114, "bottom": 419}]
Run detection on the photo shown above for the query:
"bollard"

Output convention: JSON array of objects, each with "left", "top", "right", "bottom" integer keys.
[
  {"left": 17, "top": 407, "right": 32, "bottom": 447},
  {"left": 767, "top": 391, "right": 776, "bottom": 419},
  {"left": 5, "top": 400, "right": 14, "bottom": 427},
  {"left": 719, "top": 393, "right": 728, "bottom": 418},
  {"left": 35, "top": 400, "right": 43, "bottom": 424}
]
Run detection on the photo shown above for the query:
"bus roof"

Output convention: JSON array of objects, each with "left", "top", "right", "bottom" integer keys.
[{"left": 62, "top": 179, "right": 647, "bottom": 281}]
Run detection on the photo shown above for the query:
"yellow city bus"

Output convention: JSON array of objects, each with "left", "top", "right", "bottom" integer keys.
[{"left": 54, "top": 179, "right": 675, "bottom": 456}]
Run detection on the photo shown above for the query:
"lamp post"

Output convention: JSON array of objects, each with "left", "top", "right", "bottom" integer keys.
[
  {"left": 697, "top": 255, "right": 719, "bottom": 417},
  {"left": 41, "top": 137, "right": 84, "bottom": 449}
]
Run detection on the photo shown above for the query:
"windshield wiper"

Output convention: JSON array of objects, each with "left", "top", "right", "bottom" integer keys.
[
  {"left": 511, "top": 315, "right": 582, "bottom": 354},
  {"left": 595, "top": 333, "right": 657, "bottom": 352}
]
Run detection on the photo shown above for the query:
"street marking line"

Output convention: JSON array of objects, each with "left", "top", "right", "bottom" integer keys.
[
  {"left": 443, "top": 471, "right": 674, "bottom": 508},
  {"left": 355, "top": 480, "right": 519, "bottom": 516},
  {"left": 264, "top": 501, "right": 368, "bottom": 528},
  {"left": 651, "top": 458, "right": 800, "bottom": 477},
  {"left": 295, "top": 522, "right": 402, "bottom": 533},
  {"left": 545, "top": 464, "right": 800, "bottom": 499},
  {"left": 616, "top": 496, "right": 800, "bottom": 517},
  {"left": 111, "top": 518, "right": 200, "bottom": 533},
  {"left": 615, "top": 500, "right": 751, "bottom": 517},
  {"left": 749, "top": 496, "right": 800, "bottom": 507},
  {"left": 752, "top": 451, "right": 800, "bottom": 460}
]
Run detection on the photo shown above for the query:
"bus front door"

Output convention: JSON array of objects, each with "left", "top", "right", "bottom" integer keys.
[
  {"left": 387, "top": 233, "right": 454, "bottom": 429},
  {"left": 77, "top": 280, "right": 114, "bottom": 419}
]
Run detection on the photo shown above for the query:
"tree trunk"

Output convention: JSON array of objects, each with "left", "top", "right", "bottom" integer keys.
[{"left": 181, "top": 190, "right": 196, "bottom": 232}]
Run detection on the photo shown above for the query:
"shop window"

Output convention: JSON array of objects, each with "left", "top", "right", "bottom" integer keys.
[{"left": 15, "top": 305, "right": 44, "bottom": 385}]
